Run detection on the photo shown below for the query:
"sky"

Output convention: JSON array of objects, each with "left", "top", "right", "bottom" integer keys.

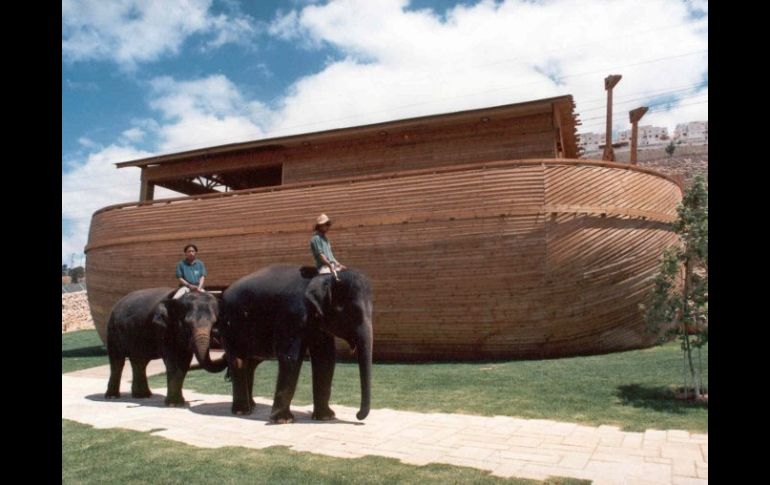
[{"left": 62, "top": 0, "right": 708, "bottom": 267}]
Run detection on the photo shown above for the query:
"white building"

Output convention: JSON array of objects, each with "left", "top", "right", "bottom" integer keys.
[
  {"left": 578, "top": 132, "right": 605, "bottom": 153},
  {"left": 673, "top": 121, "right": 708, "bottom": 145},
  {"left": 618, "top": 126, "right": 669, "bottom": 147}
]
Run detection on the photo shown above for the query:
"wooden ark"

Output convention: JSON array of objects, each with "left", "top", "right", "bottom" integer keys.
[{"left": 85, "top": 96, "right": 682, "bottom": 360}]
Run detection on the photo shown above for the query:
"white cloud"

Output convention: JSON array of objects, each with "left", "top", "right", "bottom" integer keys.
[
  {"left": 266, "top": 0, "right": 707, "bottom": 137},
  {"left": 268, "top": 10, "right": 302, "bottom": 40},
  {"left": 147, "top": 75, "right": 268, "bottom": 152},
  {"left": 62, "top": 0, "right": 257, "bottom": 69},
  {"left": 204, "top": 12, "right": 258, "bottom": 50},
  {"left": 120, "top": 127, "right": 145, "bottom": 142},
  {"left": 77, "top": 137, "right": 98, "bottom": 148}
]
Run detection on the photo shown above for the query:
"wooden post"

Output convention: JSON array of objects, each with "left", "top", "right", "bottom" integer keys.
[
  {"left": 139, "top": 171, "right": 155, "bottom": 201},
  {"left": 602, "top": 75, "right": 622, "bottom": 162},
  {"left": 628, "top": 106, "right": 649, "bottom": 165}
]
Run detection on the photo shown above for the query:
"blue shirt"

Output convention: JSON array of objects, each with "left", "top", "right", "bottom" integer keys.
[
  {"left": 310, "top": 233, "right": 337, "bottom": 269},
  {"left": 175, "top": 259, "right": 207, "bottom": 286}
]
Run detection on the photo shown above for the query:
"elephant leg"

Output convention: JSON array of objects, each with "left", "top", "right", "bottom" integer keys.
[
  {"left": 270, "top": 356, "right": 304, "bottom": 424},
  {"left": 163, "top": 352, "right": 192, "bottom": 407},
  {"left": 105, "top": 353, "right": 125, "bottom": 399},
  {"left": 129, "top": 357, "right": 152, "bottom": 398},
  {"left": 246, "top": 358, "right": 262, "bottom": 411},
  {"left": 309, "top": 331, "right": 337, "bottom": 420},
  {"left": 230, "top": 356, "right": 253, "bottom": 415}
]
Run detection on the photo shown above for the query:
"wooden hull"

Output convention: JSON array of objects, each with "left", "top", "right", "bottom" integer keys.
[{"left": 86, "top": 159, "right": 681, "bottom": 361}]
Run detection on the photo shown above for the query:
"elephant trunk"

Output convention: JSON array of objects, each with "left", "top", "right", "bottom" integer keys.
[
  {"left": 355, "top": 322, "right": 373, "bottom": 420},
  {"left": 192, "top": 329, "right": 226, "bottom": 373}
]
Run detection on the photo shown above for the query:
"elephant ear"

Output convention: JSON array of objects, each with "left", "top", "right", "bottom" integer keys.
[
  {"left": 304, "top": 276, "right": 331, "bottom": 319},
  {"left": 151, "top": 299, "right": 171, "bottom": 329},
  {"left": 153, "top": 298, "right": 184, "bottom": 329}
]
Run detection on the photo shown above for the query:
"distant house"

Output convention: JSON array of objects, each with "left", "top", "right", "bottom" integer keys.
[
  {"left": 578, "top": 132, "right": 605, "bottom": 152},
  {"left": 674, "top": 121, "right": 708, "bottom": 145},
  {"left": 618, "top": 125, "right": 669, "bottom": 147}
]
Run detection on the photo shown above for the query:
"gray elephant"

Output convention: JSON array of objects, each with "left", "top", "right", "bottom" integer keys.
[
  {"left": 221, "top": 264, "right": 373, "bottom": 423},
  {"left": 104, "top": 288, "right": 227, "bottom": 406}
]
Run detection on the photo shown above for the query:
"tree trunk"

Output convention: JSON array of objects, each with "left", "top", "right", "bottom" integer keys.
[{"left": 682, "top": 259, "right": 701, "bottom": 397}]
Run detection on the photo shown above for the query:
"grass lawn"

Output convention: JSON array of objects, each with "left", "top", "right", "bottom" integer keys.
[
  {"left": 63, "top": 330, "right": 707, "bottom": 432},
  {"left": 62, "top": 420, "right": 587, "bottom": 485},
  {"left": 62, "top": 330, "right": 110, "bottom": 373}
]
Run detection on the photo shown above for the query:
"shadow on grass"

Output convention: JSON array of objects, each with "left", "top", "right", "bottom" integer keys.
[
  {"left": 62, "top": 346, "right": 107, "bottom": 358},
  {"left": 616, "top": 384, "right": 707, "bottom": 413}
]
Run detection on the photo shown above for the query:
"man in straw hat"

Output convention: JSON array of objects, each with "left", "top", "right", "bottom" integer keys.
[{"left": 310, "top": 213, "right": 346, "bottom": 278}]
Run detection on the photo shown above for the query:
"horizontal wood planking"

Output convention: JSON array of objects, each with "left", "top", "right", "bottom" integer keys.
[
  {"left": 140, "top": 113, "right": 557, "bottom": 187},
  {"left": 87, "top": 160, "right": 680, "bottom": 360}
]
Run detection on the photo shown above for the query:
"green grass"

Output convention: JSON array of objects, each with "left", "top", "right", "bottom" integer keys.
[
  {"left": 63, "top": 330, "right": 707, "bottom": 432},
  {"left": 62, "top": 420, "right": 587, "bottom": 485},
  {"left": 62, "top": 330, "right": 108, "bottom": 373}
]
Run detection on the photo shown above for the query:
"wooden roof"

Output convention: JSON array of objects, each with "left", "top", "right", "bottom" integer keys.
[{"left": 117, "top": 95, "right": 579, "bottom": 169}]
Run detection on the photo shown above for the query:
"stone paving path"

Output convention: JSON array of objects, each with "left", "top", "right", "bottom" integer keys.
[{"left": 63, "top": 362, "right": 707, "bottom": 485}]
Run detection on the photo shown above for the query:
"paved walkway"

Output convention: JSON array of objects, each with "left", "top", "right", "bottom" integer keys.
[{"left": 63, "top": 362, "right": 707, "bottom": 485}]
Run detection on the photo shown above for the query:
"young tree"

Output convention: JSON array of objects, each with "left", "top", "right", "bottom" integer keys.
[
  {"left": 665, "top": 141, "right": 676, "bottom": 157},
  {"left": 643, "top": 175, "right": 708, "bottom": 399},
  {"left": 68, "top": 266, "right": 85, "bottom": 284}
]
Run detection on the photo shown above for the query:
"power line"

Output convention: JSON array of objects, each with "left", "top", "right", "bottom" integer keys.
[{"left": 579, "top": 93, "right": 708, "bottom": 125}]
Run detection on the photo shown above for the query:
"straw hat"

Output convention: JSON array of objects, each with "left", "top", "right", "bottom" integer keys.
[{"left": 314, "top": 213, "right": 331, "bottom": 229}]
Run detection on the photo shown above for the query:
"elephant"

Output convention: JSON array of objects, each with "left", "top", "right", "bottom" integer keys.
[
  {"left": 221, "top": 264, "right": 373, "bottom": 423},
  {"left": 104, "top": 288, "right": 227, "bottom": 406}
]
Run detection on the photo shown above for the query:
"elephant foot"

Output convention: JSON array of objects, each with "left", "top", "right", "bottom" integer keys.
[
  {"left": 269, "top": 410, "right": 294, "bottom": 424},
  {"left": 131, "top": 389, "right": 153, "bottom": 398},
  {"left": 311, "top": 408, "right": 336, "bottom": 421},
  {"left": 250, "top": 399, "right": 257, "bottom": 410},
  {"left": 165, "top": 397, "right": 187, "bottom": 407},
  {"left": 104, "top": 391, "right": 121, "bottom": 399},
  {"left": 232, "top": 403, "right": 252, "bottom": 415}
]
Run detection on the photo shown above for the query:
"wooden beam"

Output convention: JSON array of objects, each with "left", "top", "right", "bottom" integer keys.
[
  {"left": 602, "top": 74, "right": 622, "bottom": 162},
  {"left": 552, "top": 103, "right": 566, "bottom": 158},
  {"left": 628, "top": 106, "right": 649, "bottom": 165},
  {"left": 139, "top": 175, "right": 154, "bottom": 202}
]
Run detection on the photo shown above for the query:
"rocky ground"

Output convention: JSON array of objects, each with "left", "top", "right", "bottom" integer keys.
[
  {"left": 62, "top": 291, "right": 95, "bottom": 333},
  {"left": 636, "top": 153, "right": 708, "bottom": 187},
  {"left": 583, "top": 144, "right": 708, "bottom": 186}
]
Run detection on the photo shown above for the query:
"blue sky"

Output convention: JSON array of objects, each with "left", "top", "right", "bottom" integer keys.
[{"left": 62, "top": 0, "right": 708, "bottom": 266}]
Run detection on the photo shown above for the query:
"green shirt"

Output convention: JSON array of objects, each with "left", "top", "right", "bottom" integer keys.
[
  {"left": 310, "top": 233, "right": 337, "bottom": 269},
  {"left": 175, "top": 259, "right": 207, "bottom": 286}
]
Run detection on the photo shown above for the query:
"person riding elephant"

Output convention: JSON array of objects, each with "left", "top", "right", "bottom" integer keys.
[
  {"left": 221, "top": 264, "right": 373, "bottom": 423},
  {"left": 104, "top": 288, "right": 227, "bottom": 406}
]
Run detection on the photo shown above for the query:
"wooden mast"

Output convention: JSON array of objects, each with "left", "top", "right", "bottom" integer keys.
[
  {"left": 602, "top": 74, "right": 622, "bottom": 161},
  {"left": 628, "top": 106, "right": 649, "bottom": 165}
]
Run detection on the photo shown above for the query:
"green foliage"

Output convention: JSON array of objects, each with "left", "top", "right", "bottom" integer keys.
[
  {"left": 643, "top": 175, "right": 708, "bottom": 396},
  {"left": 62, "top": 264, "right": 69, "bottom": 276},
  {"left": 62, "top": 330, "right": 107, "bottom": 373},
  {"left": 68, "top": 266, "right": 85, "bottom": 283},
  {"left": 665, "top": 141, "right": 676, "bottom": 157}
]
